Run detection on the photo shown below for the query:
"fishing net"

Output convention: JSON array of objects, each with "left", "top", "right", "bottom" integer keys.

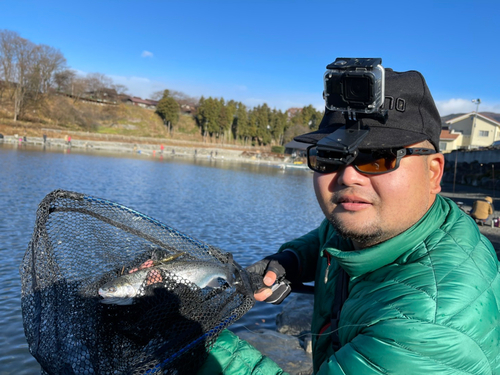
[{"left": 20, "top": 190, "right": 260, "bottom": 374}]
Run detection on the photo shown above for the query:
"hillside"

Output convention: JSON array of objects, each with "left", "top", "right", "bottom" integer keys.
[
  {"left": 3, "top": 95, "right": 499, "bottom": 149},
  {"left": 0, "top": 94, "right": 205, "bottom": 145}
]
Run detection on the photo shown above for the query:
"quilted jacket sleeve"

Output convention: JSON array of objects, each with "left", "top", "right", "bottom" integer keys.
[
  {"left": 197, "top": 330, "right": 287, "bottom": 375},
  {"left": 278, "top": 219, "right": 334, "bottom": 282}
]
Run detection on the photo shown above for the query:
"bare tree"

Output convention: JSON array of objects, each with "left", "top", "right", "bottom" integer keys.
[
  {"left": 86, "top": 72, "right": 113, "bottom": 100},
  {"left": 150, "top": 90, "right": 165, "bottom": 101},
  {"left": 0, "top": 30, "right": 17, "bottom": 99},
  {"left": 150, "top": 88, "right": 197, "bottom": 105},
  {"left": 0, "top": 29, "right": 66, "bottom": 120},
  {"left": 35, "top": 44, "right": 66, "bottom": 93},
  {"left": 54, "top": 69, "right": 76, "bottom": 93},
  {"left": 12, "top": 35, "right": 37, "bottom": 121},
  {"left": 71, "top": 76, "right": 90, "bottom": 103},
  {"left": 112, "top": 83, "right": 128, "bottom": 96}
]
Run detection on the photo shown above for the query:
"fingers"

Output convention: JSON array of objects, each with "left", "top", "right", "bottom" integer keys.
[
  {"left": 254, "top": 288, "right": 273, "bottom": 301},
  {"left": 263, "top": 271, "right": 277, "bottom": 286},
  {"left": 253, "top": 271, "right": 277, "bottom": 301}
]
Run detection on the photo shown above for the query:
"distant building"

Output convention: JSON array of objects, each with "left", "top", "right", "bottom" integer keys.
[
  {"left": 85, "top": 88, "right": 118, "bottom": 102},
  {"left": 287, "top": 107, "right": 302, "bottom": 118},
  {"left": 439, "top": 129, "right": 462, "bottom": 153},
  {"left": 125, "top": 97, "right": 159, "bottom": 110},
  {"left": 180, "top": 103, "right": 196, "bottom": 114},
  {"left": 440, "top": 112, "right": 500, "bottom": 153},
  {"left": 80, "top": 88, "right": 118, "bottom": 104},
  {"left": 284, "top": 140, "right": 309, "bottom": 156}
]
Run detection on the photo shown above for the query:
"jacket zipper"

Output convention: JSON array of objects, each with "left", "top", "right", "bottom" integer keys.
[
  {"left": 318, "top": 252, "right": 333, "bottom": 340},
  {"left": 324, "top": 252, "right": 331, "bottom": 283}
]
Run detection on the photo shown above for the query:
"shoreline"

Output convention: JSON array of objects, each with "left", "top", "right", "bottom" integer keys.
[
  {"left": 0, "top": 134, "right": 311, "bottom": 170},
  {"left": 3, "top": 134, "right": 499, "bottom": 251}
]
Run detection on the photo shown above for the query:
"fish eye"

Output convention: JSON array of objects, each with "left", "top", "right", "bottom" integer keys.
[{"left": 108, "top": 286, "right": 116, "bottom": 293}]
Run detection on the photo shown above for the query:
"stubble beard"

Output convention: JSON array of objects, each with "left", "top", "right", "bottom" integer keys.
[{"left": 327, "top": 213, "right": 385, "bottom": 248}]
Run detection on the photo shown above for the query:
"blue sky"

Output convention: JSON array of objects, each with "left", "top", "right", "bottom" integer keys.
[{"left": 1, "top": 0, "right": 499, "bottom": 116}]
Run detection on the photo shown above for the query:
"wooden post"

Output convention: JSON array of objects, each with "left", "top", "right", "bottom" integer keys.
[{"left": 453, "top": 151, "right": 458, "bottom": 194}]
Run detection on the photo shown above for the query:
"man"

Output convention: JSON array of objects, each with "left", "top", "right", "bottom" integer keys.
[
  {"left": 199, "top": 64, "right": 500, "bottom": 374},
  {"left": 470, "top": 196, "right": 494, "bottom": 225}
]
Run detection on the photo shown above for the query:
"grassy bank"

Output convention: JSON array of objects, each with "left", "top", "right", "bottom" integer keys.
[{"left": 0, "top": 94, "right": 269, "bottom": 151}]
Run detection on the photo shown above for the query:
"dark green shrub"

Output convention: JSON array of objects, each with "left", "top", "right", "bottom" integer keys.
[{"left": 271, "top": 146, "right": 285, "bottom": 154}]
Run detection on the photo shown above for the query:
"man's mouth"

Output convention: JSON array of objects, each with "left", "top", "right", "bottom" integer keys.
[
  {"left": 337, "top": 196, "right": 370, "bottom": 204},
  {"left": 336, "top": 196, "right": 372, "bottom": 211}
]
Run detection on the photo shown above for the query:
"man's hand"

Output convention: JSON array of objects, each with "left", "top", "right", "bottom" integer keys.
[
  {"left": 246, "top": 252, "right": 299, "bottom": 305},
  {"left": 253, "top": 270, "right": 277, "bottom": 301}
]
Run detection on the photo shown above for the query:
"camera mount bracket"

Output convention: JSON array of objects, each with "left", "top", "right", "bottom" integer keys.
[{"left": 315, "top": 119, "right": 369, "bottom": 165}]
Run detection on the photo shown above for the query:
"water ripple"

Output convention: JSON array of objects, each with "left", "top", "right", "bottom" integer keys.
[{"left": 0, "top": 144, "right": 323, "bottom": 372}]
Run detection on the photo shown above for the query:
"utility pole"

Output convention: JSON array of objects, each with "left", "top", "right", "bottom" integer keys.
[
  {"left": 470, "top": 99, "right": 481, "bottom": 150},
  {"left": 471, "top": 98, "right": 481, "bottom": 128}
]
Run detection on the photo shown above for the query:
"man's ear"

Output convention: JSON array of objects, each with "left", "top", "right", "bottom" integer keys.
[{"left": 428, "top": 153, "right": 445, "bottom": 194}]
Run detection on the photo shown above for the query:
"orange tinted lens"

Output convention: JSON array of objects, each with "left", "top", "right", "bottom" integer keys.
[{"left": 355, "top": 153, "right": 397, "bottom": 173}]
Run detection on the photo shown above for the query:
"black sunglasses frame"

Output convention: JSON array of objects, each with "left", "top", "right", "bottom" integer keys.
[{"left": 306, "top": 146, "right": 436, "bottom": 175}]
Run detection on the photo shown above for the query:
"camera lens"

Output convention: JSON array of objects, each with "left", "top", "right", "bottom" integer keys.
[{"left": 344, "top": 76, "right": 371, "bottom": 103}]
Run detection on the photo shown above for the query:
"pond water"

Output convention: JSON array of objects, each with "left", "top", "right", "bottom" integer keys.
[{"left": 0, "top": 143, "right": 324, "bottom": 374}]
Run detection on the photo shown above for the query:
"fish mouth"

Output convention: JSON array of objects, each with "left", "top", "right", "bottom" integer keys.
[
  {"left": 98, "top": 288, "right": 109, "bottom": 298},
  {"left": 98, "top": 287, "right": 115, "bottom": 298}
]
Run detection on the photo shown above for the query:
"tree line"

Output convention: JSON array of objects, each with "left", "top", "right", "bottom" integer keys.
[
  {"left": 0, "top": 29, "right": 324, "bottom": 146},
  {"left": 157, "top": 93, "right": 323, "bottom": 146}
]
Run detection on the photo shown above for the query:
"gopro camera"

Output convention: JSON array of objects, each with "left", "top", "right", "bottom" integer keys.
[
  {"left": 315, "top": 58, "right": 386, "bottom": 165},
  {"left": 324, "top": 58, "right": 385, "bottom": 116}
]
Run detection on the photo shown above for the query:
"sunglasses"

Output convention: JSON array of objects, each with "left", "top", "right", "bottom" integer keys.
[{"left": 307, "top": 146, "right": 436, "bottom": 175}]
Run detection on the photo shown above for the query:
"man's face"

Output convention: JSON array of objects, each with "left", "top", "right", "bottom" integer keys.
[{"left": 313, "top": 142, "right": 444, "bottom": 249}]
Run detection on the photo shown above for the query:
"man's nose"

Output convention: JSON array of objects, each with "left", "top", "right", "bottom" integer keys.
[{"left": 336, "top": 164, "right": 368, "bottom": 186}]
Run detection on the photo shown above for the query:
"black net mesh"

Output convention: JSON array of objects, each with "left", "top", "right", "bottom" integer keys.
[{"left": 20, "top": 190, "right": 257, "bottom": 374}]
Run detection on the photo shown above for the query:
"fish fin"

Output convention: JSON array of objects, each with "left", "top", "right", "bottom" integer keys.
[
  {"left": 205, "top": 277, "right": 226, "bottom": 288},
  {"left": 100, "top": 297, "right": 134, "bottom": 305}
]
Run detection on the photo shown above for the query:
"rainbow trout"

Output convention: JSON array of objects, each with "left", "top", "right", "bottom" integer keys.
[{"left": 98, "top": 259, "right": 236, "bottom": 305}]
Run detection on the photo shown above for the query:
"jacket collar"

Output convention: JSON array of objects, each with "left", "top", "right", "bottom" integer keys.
[{"left": 324, "top": 194, "right": 451, "bottom": 279}]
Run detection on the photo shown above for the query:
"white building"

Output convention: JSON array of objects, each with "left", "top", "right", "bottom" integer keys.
[{"left": 440, "top": 113, "right": 500, "bottom": 153}]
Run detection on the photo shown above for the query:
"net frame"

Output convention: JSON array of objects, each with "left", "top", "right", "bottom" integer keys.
[{"left": 20, "top": 190, "right": 256, "bottom": 374}]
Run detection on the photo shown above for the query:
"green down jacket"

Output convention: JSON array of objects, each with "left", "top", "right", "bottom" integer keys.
[
  {"left": 197, "top": 329, "right": 287, "bottom": 374},
  {"left": 278, "top": 194, "right": 500, "bottom": 374},
  {"left": 199, "top": 194, "right": 500, "bottom": 374}
]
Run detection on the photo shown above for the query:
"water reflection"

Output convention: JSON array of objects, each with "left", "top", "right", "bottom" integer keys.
[{"left": 0, "top": 143, "right": 323, "bottom": 373}]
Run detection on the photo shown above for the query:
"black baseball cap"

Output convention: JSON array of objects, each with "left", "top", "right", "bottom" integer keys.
[{"left": 294, "top": 69, "right": 442, "bottom": 152}]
